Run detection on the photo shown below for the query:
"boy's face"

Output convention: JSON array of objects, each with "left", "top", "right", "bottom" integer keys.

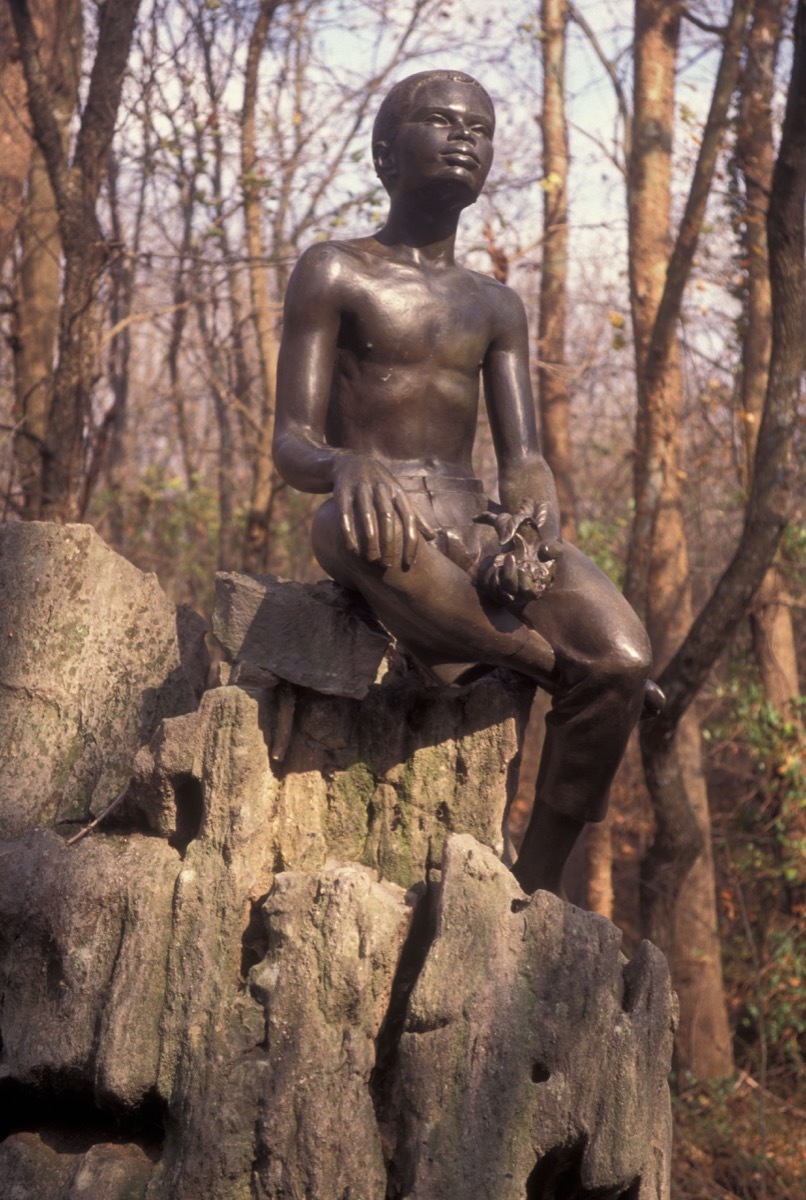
[{"left": 378, "top": 79, "right": 495, "bottom": 203}]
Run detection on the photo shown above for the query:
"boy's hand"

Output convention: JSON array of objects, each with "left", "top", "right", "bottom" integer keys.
[
  {"left": 333, "top": 454, "right": 436, "bottom": 569},
  {"left": 475, "top": 499, "right": 562, "bottom": 605}
]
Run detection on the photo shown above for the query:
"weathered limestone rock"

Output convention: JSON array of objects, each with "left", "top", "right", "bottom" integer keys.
[
  {"left": 0, "top": 828, "right": 178, "bottom": 1108},
  {"left": 382, "top": 836, "right": 676, "bottom": 1200},
  {"left": 124, "top": 671, "right": 531, "bottom": 889},
  {"left": 214, "top": 571, "right": 391, "bottom": 698},
  {"left": 0, "top": 1134, "right": 155, "bottom": 1200},
  {"left": 249, "top": 866, "right": 412, "bottom": 1200},
  {"left": 0, "top": 690, "right": 414, "bottom": 1200},
  {"left": 0, "top": 528, "right": 675, "bottom": 1199},
  {"left": 0, "top": 522, "right": 208, "bottom": 835}
]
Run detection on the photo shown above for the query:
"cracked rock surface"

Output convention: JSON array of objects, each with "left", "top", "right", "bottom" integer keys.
[
  {"left": 0, "top": 521, "right": 208, "bottom": 835},
  {"left": 0, "top": 523, "right": 674, "bottom": 1199}
]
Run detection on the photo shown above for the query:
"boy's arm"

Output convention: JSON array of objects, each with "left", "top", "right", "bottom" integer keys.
[
  {"left": 482, "top": 283, "right": 562, "bottom": 544},
  {"left": 273, "top": 244, "right": 346, "bottom": 494},
  {"left": 273, "top": 245, "right": 433, "bottom": 567},
  {"left": 478, "top": 284, "right": 563, "bottom": 604}
]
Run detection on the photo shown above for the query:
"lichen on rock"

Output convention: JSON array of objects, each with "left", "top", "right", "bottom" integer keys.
[{"left": 0, "top": 524, "right": 674, "bottom": 1200}]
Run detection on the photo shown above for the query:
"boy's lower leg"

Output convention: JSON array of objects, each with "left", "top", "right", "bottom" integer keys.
[{"left": 511, "top": 800, "right": 585, "bottom": 896}]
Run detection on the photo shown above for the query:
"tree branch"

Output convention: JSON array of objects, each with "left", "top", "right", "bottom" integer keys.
[
  {"left": 625, "top": 0, "right": 754, "bottom": 604},
  {"left": 681, "top": 6, "right": 728, "bottom": 36},
  {"left": 73, "top": 0, "right": 142, "bottom": 207},
  {"left": 567, "top": 0, "right": 632, "bottom": 162},
  {"left": 644, "top": 0, "right": 806, "bottom": 742},
  {"left": 7, "top": 0, "right": 69, "bottom": 206}
]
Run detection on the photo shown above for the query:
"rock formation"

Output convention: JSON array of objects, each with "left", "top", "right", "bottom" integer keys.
[
  {"left": 0, "top": 522, "right": 208, "bottom": 836},
  {"left": 0, "top": 524, "right": 675, "bottom": 1199}
]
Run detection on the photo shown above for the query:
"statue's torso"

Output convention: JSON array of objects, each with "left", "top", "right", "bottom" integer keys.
[{"left": 324, "top": 239, "right": 501, "bottom": 476}]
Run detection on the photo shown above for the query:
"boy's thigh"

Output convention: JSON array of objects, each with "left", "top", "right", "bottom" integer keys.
[{"left": 521, "top": 542, "right": 651, "bottom": 674}]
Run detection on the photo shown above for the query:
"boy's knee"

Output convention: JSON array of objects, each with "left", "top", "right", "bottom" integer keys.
[
  {"left": 590, "top": 629, "right": 652, "bottom": 692},
  {"left": 312, "top": 500, "right": 354, "bottom": 580}
]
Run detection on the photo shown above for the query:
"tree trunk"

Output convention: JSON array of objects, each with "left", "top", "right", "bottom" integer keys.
[
  {"left": 9, "top": 0, "right": 142, "bottom": 521},
  {"left": 538, "top": 0, "right": 577, "bottom": 542},
  {"left": 736, "top": 0, "right": 803, "bottom": 912},
  {"left": 627, "top": 0, "right": 688, "bottom": 928},
  {"left": 90, "top": 151, "right": 137, "bottom": 544},
  {"left": 627, "top": 0, "right": 753, "bottom": 1079},
  {"left": 7, "top": 0, "right": 81, "bottom": 518},
  {"left": 750, "top": 568, "right": 800, "bottom": 708},
  {"left": 735, "top": 0, "right": 800, "bottom": 716},
  {"left": 241, "top": 0, "right": 287, "bottom": 574},
  {"left": 581, "top": 818, "right": 614, "bottom": 917},
  {"left": 0, "top": 0, "right": 33, "bottom": 271},
  {"left": 12, "top": 144, "right": 61, "bottom": 518},
  {"left": 640, "top": 0, "right": 806, "bottom": 1074}
]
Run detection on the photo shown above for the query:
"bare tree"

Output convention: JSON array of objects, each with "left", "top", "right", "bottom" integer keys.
[
  {"left": 0, "top": 1, "right": 34, "bottom": 270},
  {"left": 538, "top": 0, "right": 577, "bottom": 541},
  {"left": 3, "top": 0, "right": 81, "bottom": 517},
  {"left": 9, "top": 0, "right": 143, "bottom": 520},
  {"left": 634, "top": 0, "right": 804, "bottom": 1079},
  {"left": 241, "top": 0, "right": 289, "bottom": 573},
  {"left": 734, "top": 0, "right": 801, "bottom": 712},
  {"left": 625, "top": 0, "right": 757, "bottom": 1079}
]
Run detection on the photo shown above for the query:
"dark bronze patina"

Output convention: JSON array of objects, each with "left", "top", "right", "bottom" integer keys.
[{"left": 274, "top": 70, "right": 661, "bottom": 895}]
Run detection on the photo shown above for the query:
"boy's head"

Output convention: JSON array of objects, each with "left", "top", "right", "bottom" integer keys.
[{"left": 372, "top": 70, "right": 495, "bottom": 197}]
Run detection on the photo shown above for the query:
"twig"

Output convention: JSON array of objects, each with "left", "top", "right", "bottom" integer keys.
[
  {"left": 726, "top": 839, "right": 768, "bottom": 1200},
  {"left": 0, "top": 422, "right": 49, "bottom": 453},
  {"left": 100, "top": 299, "right": 194, "bottom": 350},
  {"left": 567, "top": 0, "right": 632, "bottom": 162},
  {"left": 64, "top": 788, "right": 129, "bottom": 846},
  {"left": 735, "top": 1069, "right": 806, "bottom": 1121},
  {"left": 682, "top": 6, "right": 728, "bottom": 36}
]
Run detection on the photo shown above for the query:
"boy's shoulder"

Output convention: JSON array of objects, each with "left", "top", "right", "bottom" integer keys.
[{"left": 290, "top": 237, "right": 389, "bottom": 297}]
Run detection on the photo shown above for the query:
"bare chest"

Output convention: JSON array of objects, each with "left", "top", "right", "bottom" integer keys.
[{"left": 337, "top": 265, "right": 493, "bottom": 372}]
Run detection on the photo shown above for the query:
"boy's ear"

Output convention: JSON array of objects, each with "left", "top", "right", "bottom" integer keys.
[{"left": 373, "top": 139, "right": 396, "bottom": 185}]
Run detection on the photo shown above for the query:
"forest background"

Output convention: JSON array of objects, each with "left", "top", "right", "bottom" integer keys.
[{"left": 0, "top": 0, "right": 804, "bottom": 1195}]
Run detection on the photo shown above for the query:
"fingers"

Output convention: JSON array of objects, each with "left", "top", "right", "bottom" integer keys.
[
  {"left": 538, "top": 539, "right": 563, "bottom": 563},
  {"left": 374, "top": 481, "right": 396, "bottom": 566},
  {"left": 500, "top": 553, "right": 519, "bottom": 601},
  {"left": 340, "top": 479, "right": 428, "bottom": 569},
  {"left": 393, "top": 493, "right": 419, "bottom": 569},
  {"left": 356, "top": 481, "right": 381, "bottom": 562},
  {"left": 339, "top": 507, "right": 359, "bottom": 557},
  {"left": 335, "top": 458, "right": 440, "bottom": 569},
  {"left": 395, "top": 493, "right": 439, "bottom": 568}
]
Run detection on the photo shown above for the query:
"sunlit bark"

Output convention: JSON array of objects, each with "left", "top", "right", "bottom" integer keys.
[
  {"left": 9, "top": 0, "right": 142, "bottom": 520},
  {"left": 638, "top": 0, "right": 805, "bottom": 1076},
  {"left": 627, "top": 0, "right": 754, "bottom": 1079},
  {"left": 0, "top": 1, "right": 33, "bottom": 270},
  {"left": 7, "top": 0, "right": 81, "bottom": 518},
  {"left": 735, "top": 0, "right": 800, "bottom": 723},
  {"left": 538, "top": 0, "right": 577, "bottom": 542},
  {"left": 241, "top": 0, "right": 287, "bottom": 574}
]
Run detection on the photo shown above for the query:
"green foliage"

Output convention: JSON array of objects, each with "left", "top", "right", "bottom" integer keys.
[
  {"left": 737, "top": 927, "right": 806, "bottom": 1070},
  {"left": 707, "top": 683, "right": 805, "bottom": 891},
  {"left": 705, "top": 679, "right": 806, "bottom": 1081},
  {"left": 672, "top": 1076, "right": 806, "bottom": 1200},
  {"left": 575, "top": 517, "right": 629, "bottom": 588},
  {"left": 92, "top": 468, "right": 235, "bottom": 614},
  {"left": 779, "top": 521, "right": 806, "bottom": 595}
]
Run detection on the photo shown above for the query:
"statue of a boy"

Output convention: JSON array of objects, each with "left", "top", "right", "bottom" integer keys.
[{"left": 274, "top": 69, "right": 660, "bottom": 895}]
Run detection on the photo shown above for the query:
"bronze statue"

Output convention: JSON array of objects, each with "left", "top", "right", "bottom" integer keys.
[{"left": 274, "top": 69, "right": 661, "bottom": 895}]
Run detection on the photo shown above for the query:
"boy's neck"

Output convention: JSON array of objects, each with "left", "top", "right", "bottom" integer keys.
[{"left": 375, "top": 193, "right": 465, "bottom": 266}]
